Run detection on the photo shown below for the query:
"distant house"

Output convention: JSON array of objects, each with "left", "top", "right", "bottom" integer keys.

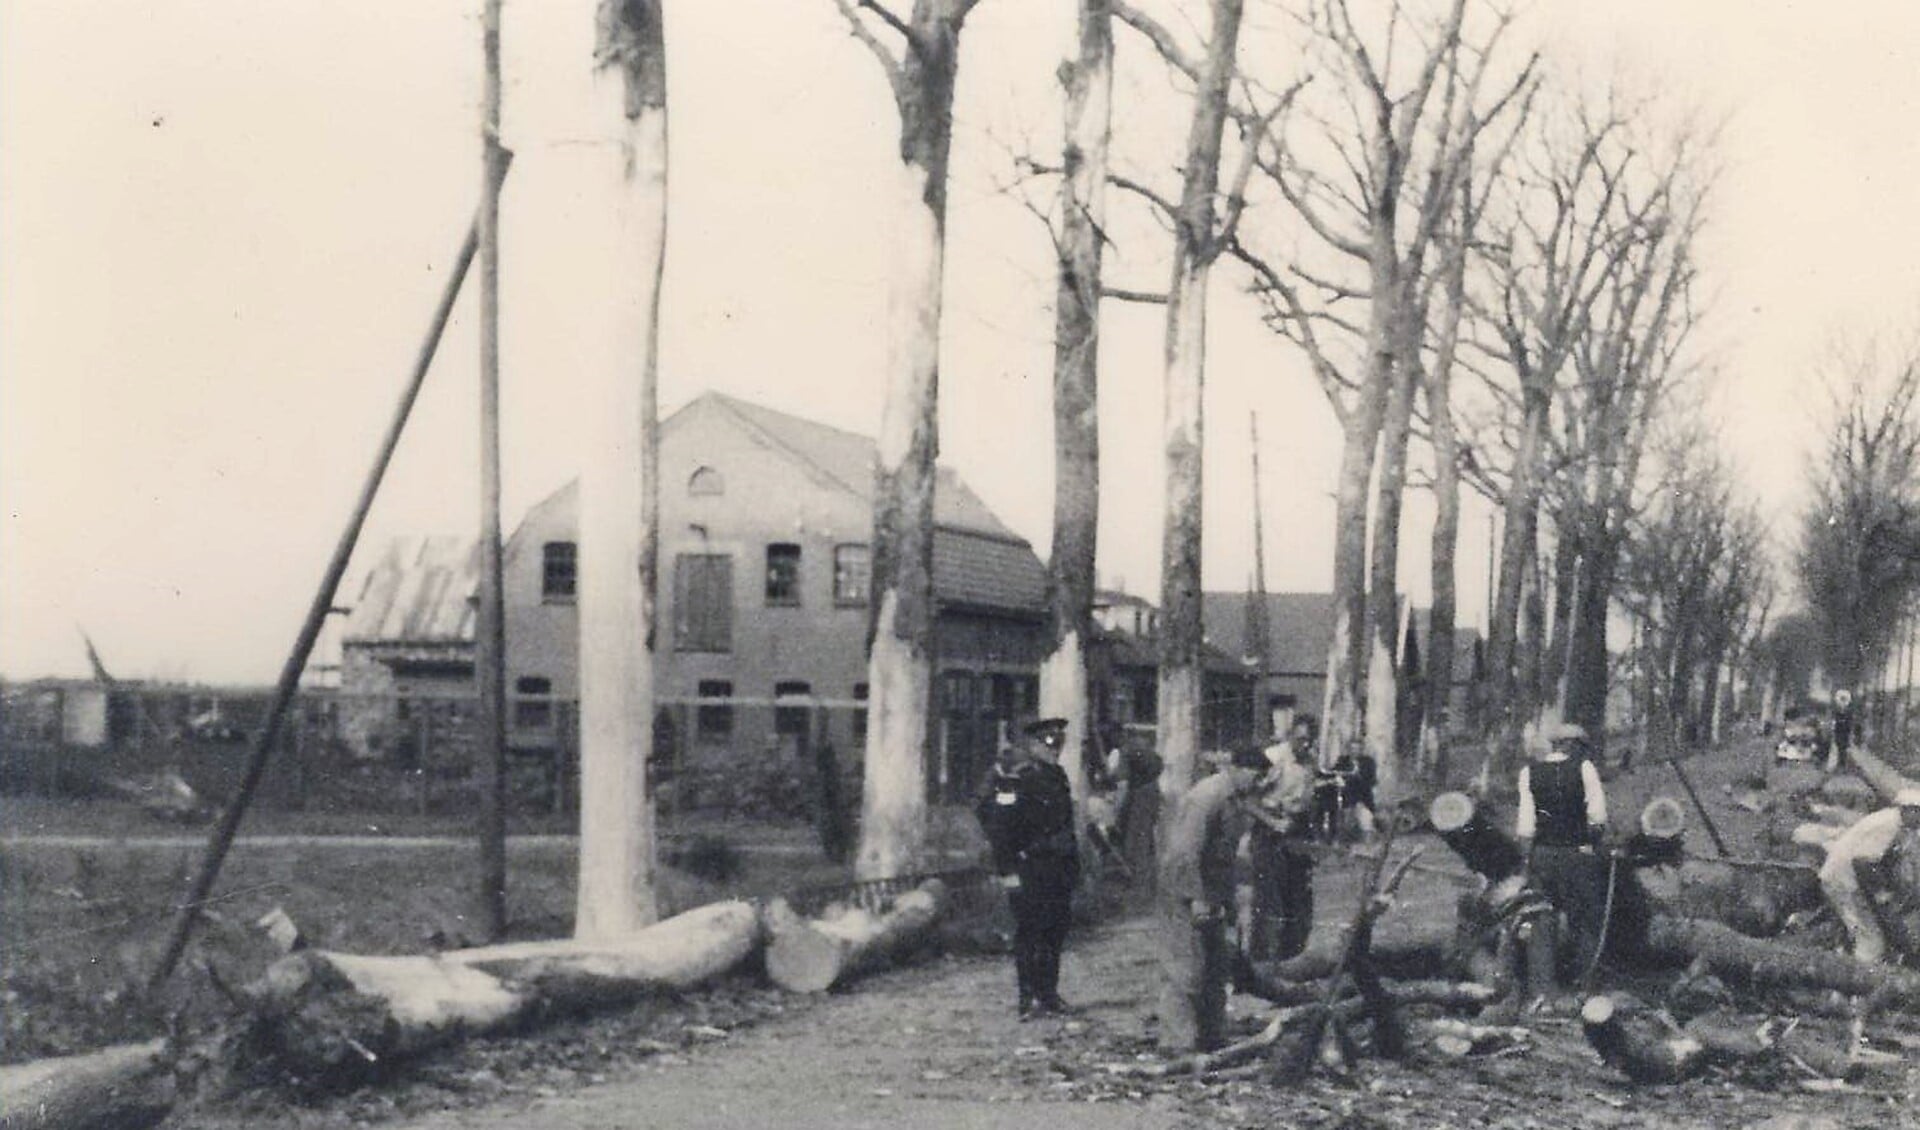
[
  {"left": 341, "top": 392, "right": 1050, "bottom": 803},
  {"left": 338, "top": 536, "right": 480, "bottom": 765},
  {"left": 1089, "top": 589, "right": 1258, "bottom": 753},
  {"left": 1201, "top": 592, "right": 1484, "bottom": 743}
]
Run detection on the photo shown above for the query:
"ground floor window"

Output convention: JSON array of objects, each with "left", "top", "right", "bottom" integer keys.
[
  {"left": 514, "top": 676, "right": 554, "bottom": 730},
  {"left": 696, "top": 679, "right": 734, "bottom": 739}
]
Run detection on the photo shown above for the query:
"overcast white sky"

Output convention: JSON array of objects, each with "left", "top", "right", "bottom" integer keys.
[{"left": 4, "top": 0, "right": 1919, "bottom": 684}]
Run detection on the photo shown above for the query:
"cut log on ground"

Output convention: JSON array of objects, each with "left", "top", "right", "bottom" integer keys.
[
  {"left": 764, "top": 879, "right": 946, "bottom": 993},
  {"left": 1645, "top": 914, "right": 1920, "bottom": 1004},
  {"left": 0, "top": 1039, "right": 170, "bottom": 1130},
  {"left": 1581, "top": 995, "right": 1707, "bottom": 1084},
  {"left": 1846, "top": 747, "right": 1916, "bottom": 803},
  {"left": 1425, "top": 1017, "right": 1532, "bottom": 1057},
  {"left": 214, "top": 900, "right": 762, "bottom": 1087},
  {"left": 1430, "top": 793, "right": 1523, "bottom": 882},
  {"left": 1818, "top": 775, "right": 1880, "bottom": 811}
]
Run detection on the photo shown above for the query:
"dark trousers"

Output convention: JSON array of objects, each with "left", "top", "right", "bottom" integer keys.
[
  {"left": 1158, "top": 903, "right": 1230, "bottom": 1052},
  {"left": 1526, "top": 844, "right": 1608, "bottom": 980},
  {"left": 1248, "top": 830, "right": 1315, "bottom": 963},
  {"left": 1010, "top": 859, "right": 1076, "bottom": 1005}
]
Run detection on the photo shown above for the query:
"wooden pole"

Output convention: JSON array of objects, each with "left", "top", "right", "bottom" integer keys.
[
  {"left": 1666, "top": 758, "right": 1729, "bottom": 858},
  {"left": 473, "top": 0, "right": 509, "bottom": 943},
  {"left": 145, "top": 157, "right": 511, "bottom": 994}
]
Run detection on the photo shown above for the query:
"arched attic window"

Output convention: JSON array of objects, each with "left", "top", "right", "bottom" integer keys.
[{"left": 688, "top": 466, "right": 724, "bottom": 497}]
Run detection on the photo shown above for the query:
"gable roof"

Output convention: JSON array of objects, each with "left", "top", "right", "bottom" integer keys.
[
  {"left": 343, "top": 536, "right": 478, "bottom": 645},
  {"left": 692, "top": 392, "right": 1021, "bottom": 540},
  {"left": 1202, "top": 592, "right": 1338, "bottom": 676}
]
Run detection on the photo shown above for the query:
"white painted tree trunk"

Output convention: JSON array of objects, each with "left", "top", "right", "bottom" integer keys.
[
  {"left": 1039, "top": 632, "right": 1091, "bottom": 815},
  {"left": 1158, "top": 255, "right": 1209, "bottom": 801},
  {"left": 575, "top": 0, "right": 666, "bottom": 940},
  {"left": 857, "top": 151, "right": 946, "bottom": 881},
  {"left": 1039, "top": 0, "right": 1112, "bottom": 831}
]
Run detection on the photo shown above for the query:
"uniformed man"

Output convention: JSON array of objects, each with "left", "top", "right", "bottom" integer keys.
[
  {"left": 1515, "top": 721, "right": 1611, "bottom": 986},
  {"left": 1157, "top": 745, "right": 1272, "bottom": 1052},
  {"left": 1817, "top": 787, "right": 1920, "bottom": 963},
  {"left": 976, "top": 716, "right": 1080, "bottom": 1019}
]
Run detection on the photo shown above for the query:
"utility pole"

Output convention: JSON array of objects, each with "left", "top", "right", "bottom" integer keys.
[
  {"left": 1246, "top": 411, "right": 1271, "bottom": 736},
  {"left": 474, "top": 0, "right": 509, "bottom": 942}
]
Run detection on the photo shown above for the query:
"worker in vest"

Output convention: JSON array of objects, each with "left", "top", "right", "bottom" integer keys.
[
  {"left": 976, "top": 716, "right": 1079, "bottom": 1019},
  {"left": 1818, "top": 787, "right": 1920, "bottom": 964},
  {"left": 1514, "top": 721, "right": 1611, "bottom": 988},
  {"left": 1156, "top": 745, "right": 1271, "bottom": 1052}
]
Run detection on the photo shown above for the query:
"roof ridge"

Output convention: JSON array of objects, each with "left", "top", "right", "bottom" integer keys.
[{"left": 704, "top": 392, "right": 870, "bottom": 499}]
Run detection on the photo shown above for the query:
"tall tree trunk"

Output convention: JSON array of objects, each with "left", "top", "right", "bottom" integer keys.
[
  {"left": 1039, "top": 0, "right": 1112, "bottom": 831},
  {"left": 1485, "top": 382, "right": 1548, "bottom": 776},
  {"left": 1156, "top": 0, "right": 1243, "bottom": 802},
  {"left": 474, "top": 0, "right": 509, "bottom": 942},
  {"left": 1422, "top": 208, "right": 1472, "bottom": 787},
  {"left": 1563, "top": 538, "right": 1614, "bottom": 740},
  {"left": 1365, "top": 305, "right": 1419, "bottom": 799},
  {"left": 857, "top": 3, "right": 969, "bottom": 881},
  {"left": 1542, "top": 532, "right": 1579, "bottom": 712},
  {"left": 576, "top": 0, "right": 666, "bottom": 939}
]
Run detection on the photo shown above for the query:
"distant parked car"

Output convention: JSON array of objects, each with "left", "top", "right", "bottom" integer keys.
[{"left": 1776, "top": 715, "right": 1822, "bottom": 763}]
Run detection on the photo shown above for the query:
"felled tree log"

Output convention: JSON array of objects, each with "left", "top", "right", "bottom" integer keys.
[
  {"left": 1581, "top": 995, "right": 1707, "bottom": 1084},
  {"left": 764, "top": 880, "right": 946, "bottom": 993},
  {"left": 1645, "top": 914, "right": 1920, "bottom": 1004},
  {"left": 1847, "top": 747, "right": 1916, "bottom": 803},
  {"left": 0, "top": 1040, "right": 170, "bottom": 1130},
  {"left": 1425, "top": 1017, "right": 1532, "bottom": 1057},
  {"left": 225, "top": 900, "right": 762, "bottom": 1085},
  {"left": 1818, "top": 775, "right": 1881, "bottom": 811},
  {"left": 1430, "top": 793, "right": 1523, "bottom": 882}
]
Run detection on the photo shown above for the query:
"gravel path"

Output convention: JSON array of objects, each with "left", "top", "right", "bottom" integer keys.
[{"left": 295, "top": 920, "right": 1196, "bottom": 1130}]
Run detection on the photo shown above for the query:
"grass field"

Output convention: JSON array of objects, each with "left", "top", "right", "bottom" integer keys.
[{"left": 0, "top": 800, "right": 993, "bottom": 1066}]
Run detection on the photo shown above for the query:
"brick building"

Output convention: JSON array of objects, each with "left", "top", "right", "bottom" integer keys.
[{"left": 341, "top": 392, "right": 1051, "bottom": 802}]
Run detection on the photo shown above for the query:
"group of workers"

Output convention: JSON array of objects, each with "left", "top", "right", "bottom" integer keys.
[{"left": 977, "top": 701, "right": 1920, "bottom": 1053}]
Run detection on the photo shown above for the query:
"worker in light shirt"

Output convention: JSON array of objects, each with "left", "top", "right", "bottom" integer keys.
[
  {"left": 1515, "top": 722, "right": 1611, "bottom": 988},
  {"left": 1817, "top": 787, "right": 1920, "bottom": 964}
]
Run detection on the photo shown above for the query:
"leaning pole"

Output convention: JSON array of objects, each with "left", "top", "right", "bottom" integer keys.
[{"left": 146, "top": 156, "right": 512, "bottom": 994}]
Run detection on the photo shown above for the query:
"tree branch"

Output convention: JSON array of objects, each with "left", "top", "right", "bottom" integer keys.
[{"left": 830, "top": 0, "right": 904, "bottom": 95}]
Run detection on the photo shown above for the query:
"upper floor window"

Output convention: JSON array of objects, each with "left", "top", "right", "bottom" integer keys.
[
  {"left": 542, "top": 542, "right": 577, "bottom": 602},
  {"left": 833, "top": 543, "right": 870, "bottom": 606},
  {"left": 688, "top": 466, "right": 724, "bottom": 497},
  {"left": 766, "top": 543, "right": 802, "bottom": 606},
  {"left": 674, "top": 553, "right": 733, "bottom": 652}
]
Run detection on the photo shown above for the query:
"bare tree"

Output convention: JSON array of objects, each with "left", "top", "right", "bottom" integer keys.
[
  {"left": 830, "top": 0, "right": 985, "bottom": 879},
  {"left": 575, "top": 0, "right": 667, "bottom": 939},
  {"left": 1620, "top": 437, "right": 1767, "bottom": 754},
  {"left": 1108, "top": 0, "right": 1270, "bottom": 798},
  {"left": 1796, "top": 343, "right": 1920, "bottom": 695},
  {"left": 1552, "top": 151, "right": 1703, "bottom": 742},
  {"left": 1038, "top": 0, "right": 1115, "bottom": 832},
  {"left": 1233, "top": 0, "right": 1534, "bottom": 797},
  {"left": 1468, "top": 89, "right": 1662, "bottom": 776}
]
